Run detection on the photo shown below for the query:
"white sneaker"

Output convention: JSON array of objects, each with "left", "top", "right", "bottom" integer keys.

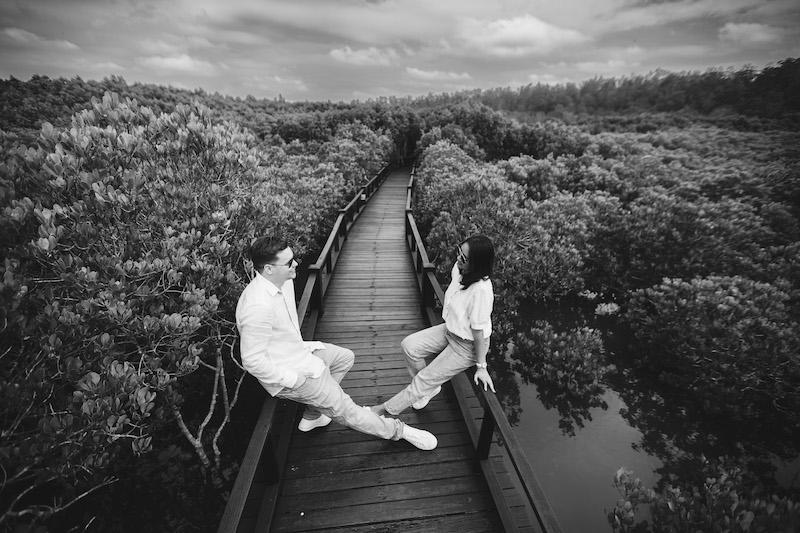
[
  {"left": 412, "top": 386, "right": 441, "bottom": 410},
  {"left": 298, "top": 414, "right": 331, "bottom": 432},
  {"left": 402, "top": 425, "right": 438, "bottom": 450}
]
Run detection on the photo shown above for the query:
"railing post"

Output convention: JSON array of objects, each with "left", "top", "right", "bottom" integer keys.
[
  {"left": 421, "top": 264, "right": 435, "bottom": 308},
  {"left": 309, "top": 265, "right": 323, "bottom": 315},
  {"left": 339, "top": 216, "right": 347, "bottom": 245},
  {"left": 476, "top": 413, "right": 496, "bottom": 460}
]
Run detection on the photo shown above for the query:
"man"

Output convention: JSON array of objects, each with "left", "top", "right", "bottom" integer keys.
[{"left": 235, "top": 236, "right": 437, "bottom": 450}]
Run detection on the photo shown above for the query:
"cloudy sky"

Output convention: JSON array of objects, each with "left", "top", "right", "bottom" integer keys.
[{"left": 1, "top": 0, "right": 798, "bottom": 101}]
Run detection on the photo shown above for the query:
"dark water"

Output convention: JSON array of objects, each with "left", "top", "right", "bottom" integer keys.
[
  {"left": 508, "top": 377, "right": 800, "bottom": 532},
  {"left": 498, "top": 298, "right": 800, "bottom": 533},
  {"left": 510, "top": 379, "right": 661, "bottom": 532}
]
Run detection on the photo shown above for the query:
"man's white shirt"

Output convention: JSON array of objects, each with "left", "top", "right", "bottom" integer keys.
[{"left": 236, "top": 273, "right": 325, "bottom": 395}]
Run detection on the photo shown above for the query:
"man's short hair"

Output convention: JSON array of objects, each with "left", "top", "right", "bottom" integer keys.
[{"left": 249, "top": 236, "right": 289, "bottom": 272}]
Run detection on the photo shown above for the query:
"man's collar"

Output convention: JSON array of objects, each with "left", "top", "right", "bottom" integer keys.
[{"left": 255, "top": 272, "right": 283, "bottom": 295}]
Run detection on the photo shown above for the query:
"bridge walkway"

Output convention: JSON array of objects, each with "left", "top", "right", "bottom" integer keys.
[{"left": 270, "top": 169, "right": 512, "bottom": 532}]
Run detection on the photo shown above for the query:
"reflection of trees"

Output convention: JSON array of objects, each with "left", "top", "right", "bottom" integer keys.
[
  {"left": 492, "top": 299, "right": 613, "bottom": 436},
  {"left": 610, "top": 326, "right": 800, "bottom": 463},
  {"left": 605, "top": 329, "right": 800, "bottom": 531},
  {"left": 488, "top": 342, "right": 522, "bottom": 426},
  {"left": 614, "top": 365, "right": 800, "bottom": 464}
]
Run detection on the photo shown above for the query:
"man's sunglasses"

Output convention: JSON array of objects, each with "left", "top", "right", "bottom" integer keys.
[{"left": 267, "top": 256, "right": 299, "bottom": 267}]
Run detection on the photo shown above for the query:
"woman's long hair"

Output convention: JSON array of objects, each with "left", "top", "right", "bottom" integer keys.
[{"left": 460, "top": 234, "right": 494, "bottom": 289}]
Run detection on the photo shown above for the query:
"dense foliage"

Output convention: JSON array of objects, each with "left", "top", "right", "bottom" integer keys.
[
  {"left": 624, "top": 276, "right": 800, "bottom": 428},
  {"left": 419, "top": 58, "right": 800, "bottom": 121},
  {"left": 0, "top": 92, "right": 391, "bottom": 531},
  {"left": 409, "top": 82, "right": 800, "bottom": 530}
]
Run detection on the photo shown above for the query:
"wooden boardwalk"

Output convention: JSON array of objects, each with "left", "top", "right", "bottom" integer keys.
[{"left": 269, "top": 169, "right": 505, "bottom": 532}]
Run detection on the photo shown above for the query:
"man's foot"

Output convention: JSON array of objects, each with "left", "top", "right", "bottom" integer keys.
[
  {"left": 412, "top": 386, "right": 442, "bottom": 410},
  {"left": 402, "top": 425, "right": 438, "bottom": 450},
  {"left": 298, "top": 414, "right": 331, "bottom": 432}
]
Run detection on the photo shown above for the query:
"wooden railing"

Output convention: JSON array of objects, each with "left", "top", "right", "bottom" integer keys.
[
  {"left": 404, "top": 171, "right": 564, "bottom": 533},
  {"left": 217, "top": 165, "right": 391, "bottom": 533}
]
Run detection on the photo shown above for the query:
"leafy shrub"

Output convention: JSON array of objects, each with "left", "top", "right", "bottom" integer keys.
[
  {"left": 416, "top": 124, "right": 485, "bottom": 160},
  {"left": 497, "top": 154, "right": 560, "bottom": 201},
  {"left": 623, "top": 276, "right": 800, "bottom": 425},
  {"left": 597, "top": 188, "right": 789, "bottom": 292}
]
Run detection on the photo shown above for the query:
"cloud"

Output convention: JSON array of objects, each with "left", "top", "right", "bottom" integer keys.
[
  {"left": 330, "top": 46, "right": 398, "bottom": 66},
  {"left": 188, "top": 0, "right": 468, "bottom": 47},
  {"left": 140, "top": 40, "right": 183, "bottom": 55},
  {"left": 601, "top": 0, "right": 762, "bottom": 32},
  {"left": 1, "top": 27, "right": 79, "bottom": 50},
  {"left": 719, "top": 22, "right": 784, "bottom": 46},
  {"left": 406, "top": 67, "right": 471, "bottom": 81},
  {"left": 457, "top": 14, "right": 589, "bottom": 57},
  {"left": 95, "top": 62, "right": 125, "bottom": 71},
  {"left": 138, "top": 54, "right": 215, "bottom": 74},
  {"left": 271, "top": 75, "right": 309, "bottom": 92}
]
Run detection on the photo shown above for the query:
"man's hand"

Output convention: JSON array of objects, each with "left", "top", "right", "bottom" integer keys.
[{"left": 474, "top": 368, "right": 495, "bottom": 393}]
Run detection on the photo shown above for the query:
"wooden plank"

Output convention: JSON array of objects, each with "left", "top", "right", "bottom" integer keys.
[
  {"left": 319, "top": 313, "right": 422, "bottom": 322},
  {"left": 328, "top": 278, "right": 414, "bottom": 285},
  {"left": 287, "top": 427, "right": 472, "bottom": 460},
  {"left": 284, "top": 444, "right": 480, "bottom": 478},
  {"left": 277, "top": 476, "right": 488, "bottom": 514},
  {"left": 315, "top": 326, "right": 420, "bottom": 336},
  {"left": 331, "top": 307, "right": 419, "bottom": 313},
  {"left": 315, "top": 320, "right": 424, "bottom": 330},
  {"left": 273, "top": 491, "right": 498, "bottom": 531},
  {"left": 338, "top": 374, "right": 412, "bottom": 388},
  {"left": 331, "top": 301, "right": 420, "bottom": 307},
  {"left": 320, "top": 340, "right": 408, "bottom": 350},
  {"left": 341, "top": 367, "right": 411, "bottom": 379},
  {"left": 326, "top": 288, "right": 420, "bottom": 295},
  {"left": 281, "top": 459, "right": 481, "bottom": 496},
  {"left": 323, "top": 334, "right": 410, "bottom": 342},
  {"left": 310, "top": 511, "right": 503, "bottom": 533}
]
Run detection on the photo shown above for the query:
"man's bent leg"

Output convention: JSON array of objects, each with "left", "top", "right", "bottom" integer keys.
[
  {"left": 301, "top": 343, "right": 355, "bottom": 422},
  {"left": 280, "top": 369, "right": 404, "bottom": 441},
  {"left": 314, "top": 343, "right": 354, "bottom": 384}
]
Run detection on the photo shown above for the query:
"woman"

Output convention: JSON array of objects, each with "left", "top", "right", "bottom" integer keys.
[{"left": 372, "top": 234, "right": 495, "bottom": 417}]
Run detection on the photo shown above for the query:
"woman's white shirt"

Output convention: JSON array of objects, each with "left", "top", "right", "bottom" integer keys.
[{"left": 442, "top": 263, "right": 493, "bottom": 340}]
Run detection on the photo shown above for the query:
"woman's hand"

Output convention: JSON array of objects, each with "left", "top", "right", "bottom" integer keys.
[{"left": 474, "top": 367, "right": 495, "bottom": 393}]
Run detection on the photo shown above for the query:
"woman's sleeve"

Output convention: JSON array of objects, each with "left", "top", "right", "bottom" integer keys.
[{"left": 469, "top": 284, "right": 494, "bottom": 332}]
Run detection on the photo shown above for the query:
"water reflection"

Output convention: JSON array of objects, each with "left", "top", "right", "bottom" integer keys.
[
  {"left": 488, "top": 297, "right": 800, "bottom": 531},
  {"left": 492, "top": 298, "right": 613, "bottom": 437}
]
